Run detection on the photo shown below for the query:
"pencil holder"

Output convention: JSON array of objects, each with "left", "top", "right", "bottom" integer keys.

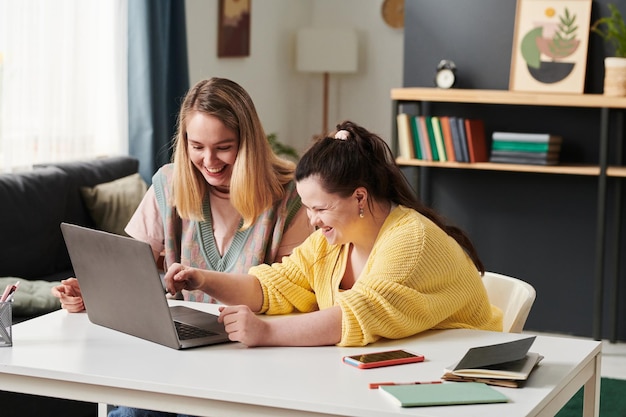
[{"left": 0, "top": 301, "right": 12, "bottom": 347}]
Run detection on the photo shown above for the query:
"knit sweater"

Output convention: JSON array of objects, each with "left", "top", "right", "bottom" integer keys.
[
  {"left": 249, "top": 205, "right": 503, "bottom": 346},
  {"left": 149, "top": 164, "right": 303, "bottom": 302}
]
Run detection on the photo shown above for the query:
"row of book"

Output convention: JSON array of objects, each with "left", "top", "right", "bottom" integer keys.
[
  {"left": 396, "top": 113, "right": 564, "bottom": 166},
  {"left": 396, "top": 114, "right": 488, "bottom": 163},
  {"left": 489, "top": 131, "right": 563, "bottom": 166}
]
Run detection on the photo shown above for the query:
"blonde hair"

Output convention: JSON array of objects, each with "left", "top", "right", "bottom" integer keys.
[{"left": 172, "top": 78, "right": 295, "bottom": 228}]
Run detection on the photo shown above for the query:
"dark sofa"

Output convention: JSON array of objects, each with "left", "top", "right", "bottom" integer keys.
[
  {"left": 0, "top": 156, "right": 142, "bottom": 417},
  {"left": 0, "top": 156, "right": 140, "bottom": 284}
]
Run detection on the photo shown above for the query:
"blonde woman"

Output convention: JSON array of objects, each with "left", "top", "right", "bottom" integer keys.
[{"left": 52, "top": 77, "right": 313, "bottom": 309}]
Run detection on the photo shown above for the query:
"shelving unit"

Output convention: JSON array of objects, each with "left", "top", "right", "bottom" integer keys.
[
  {"left": 395, "top": 158, "right": 602, "bottom": 176},
  {"left": 391, "top": 87, "right": 625, "bottom": 341}
]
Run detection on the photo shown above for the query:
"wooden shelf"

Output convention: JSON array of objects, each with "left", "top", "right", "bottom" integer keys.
[
  {"left": 395, "top": 158, "right": 602, "bottom": 176},
  {"left": 392, "top": 88, "right": 626, "bottom": 109},
  {"left": 392, "top": 88, "right": 626, "bottom": 176},
  {"left": 608, "top": 166, "right": 626, "bottom": 178}
]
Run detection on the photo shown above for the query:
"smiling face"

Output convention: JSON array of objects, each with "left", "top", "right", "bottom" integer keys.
[
  {"left": 186, "top": 111, "right": 239, "bottom": 191},
  {"left": 297, "top": 176, "right": 362, "bottom": 246}
]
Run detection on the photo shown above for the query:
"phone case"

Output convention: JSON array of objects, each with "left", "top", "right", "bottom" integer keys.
[{"left": 342, "top": 349, "right": 425, "bottom": 369}]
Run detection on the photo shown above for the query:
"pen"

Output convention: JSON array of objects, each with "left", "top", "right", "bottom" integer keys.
[
  {"left": 369, "top": 380, "right": 442, "bottom": 389},
  {"left": 0, "top": 281, "right": 19, "bottom": 303}
]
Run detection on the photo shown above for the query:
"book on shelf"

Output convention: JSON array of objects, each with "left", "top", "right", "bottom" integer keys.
[
  {"left": 441, "top": 336, "right": 542, "bottom": 388},
  {"left": 464, "top": 119, "right": 488, "bottom": 162},
  {"left": 417, "top": 116, "right": 433, "bottom": 160},
  {"left": 491, "top": 141, "right": 561, "bottom": 153},
  {"left": 489, "top": 156, "right": 559, "bottom": 166},
  {"left": 379, "top": 382, "right": 509, "bottom": 407},
  {"left": 396, "top": 113, "right": 414, "bottom": 159},
  {"left": 490, "top": 130, "right": 562, "bottom": 165},
  {"left": 430, "top": 116, "right": 447, "bottom": 161},
  {"left": 455, "top": 117, "right": 470, "bottom": 162},
  {"left": 489, "top": 150, "right": 560, "bottom": 166},
  {"left": 424, "top": 116, "right": 440, "bottom": 161},
  {"left": 409, "top": 115, "right": 423, "bottom": 160},
  {"left": 439, "top": 116, "right": 456, "bottom": 162},
  {"left": 449, "top": 116, "right": 466, "bottom": 162},
  {"left": 490, "top": 150, "right": 559, "bottom": 159},
  {"left": 492, "top": 131, "right": 563, "bottom": 144}
]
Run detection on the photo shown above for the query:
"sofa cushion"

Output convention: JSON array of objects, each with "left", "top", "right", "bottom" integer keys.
[
  {"left": 36, "top": 156, "right": 141, "bottom": 227},
  {"left": 0, "top": 167, "right": 69, "bottom": 278},
  {"left": 0, "top": 277, "right": 61, "bottom": 318},
  {"left": 80, "top": 173, "right": 148, "bottom": 236},
  {"left": 35, "top": 156, "right": 140, "bottom": 272}
]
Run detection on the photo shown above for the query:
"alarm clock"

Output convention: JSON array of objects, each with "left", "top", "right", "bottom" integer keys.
[{"left": 435, "top": 60, "right": 457, "bottom": 89}]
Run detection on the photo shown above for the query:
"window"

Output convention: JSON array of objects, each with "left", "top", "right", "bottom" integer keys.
[{"left": 0, "top": 0, "right": 128, "bottom": 172}]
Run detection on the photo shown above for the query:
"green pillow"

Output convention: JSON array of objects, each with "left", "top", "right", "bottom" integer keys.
[
  {"left": 0, "top": 277, "right": 61, "bottom": 317},
  {"left": 80, "top": 173, "right": 148, "bottom": 236}
]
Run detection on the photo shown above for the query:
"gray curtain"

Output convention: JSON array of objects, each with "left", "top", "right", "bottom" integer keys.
[{"left": 128, "top": 0, "right": 190, "bottom": 183}]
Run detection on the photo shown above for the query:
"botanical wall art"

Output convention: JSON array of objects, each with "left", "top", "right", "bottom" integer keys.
[
  {"left": 510, "top": 0, "right": 592, "bottom": 93},
  {"left": 217, "top": 0, "right": 250, "bottom": 58}
]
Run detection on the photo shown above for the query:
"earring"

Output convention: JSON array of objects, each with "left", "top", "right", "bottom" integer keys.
[{"left": 359, "top": 207, "right": 364, "bottom": 218}]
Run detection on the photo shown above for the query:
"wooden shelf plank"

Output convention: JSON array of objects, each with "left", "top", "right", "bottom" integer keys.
[
  {"left": 391, "top": 88, "right": 626, "bottom": 109},
  {"left": 396, "top": 158, "right": 601, "bottom": 176},
  {"left": 608, "top": 166, "right": 626, "bottom": 178}
]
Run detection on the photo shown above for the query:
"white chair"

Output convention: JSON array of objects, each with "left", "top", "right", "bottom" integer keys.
[{"left": 482, "top": 271, "right": 536, "bottom": 333}]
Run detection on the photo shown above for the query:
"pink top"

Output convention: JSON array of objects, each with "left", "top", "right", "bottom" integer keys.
[{"left": 125, "top": 164, "right": 313, "bottom": 302}]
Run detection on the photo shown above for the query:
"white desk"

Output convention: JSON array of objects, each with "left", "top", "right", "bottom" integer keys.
[{"left": 0, "top": 301, "right": 601, "bottom": 417}]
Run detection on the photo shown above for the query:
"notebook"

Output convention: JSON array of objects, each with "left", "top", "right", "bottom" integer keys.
[
  {"left": 379, "top": 382, "right": 509, "bottom": 407},
  {"left": 441, "top": 336, "right": 542, "bottom": 388},
  {"left": 60, "top": 222, "right": 233, "bottom": 350}
]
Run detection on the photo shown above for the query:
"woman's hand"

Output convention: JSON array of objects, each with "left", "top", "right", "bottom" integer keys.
[
  {"left": 218, "top": 305, "right": 269, "bottom": 347},
  {"left": 50, "top": 278, "right": 85, "bottom": 312},
  {"left": 163, "top": 262, "right": 204, "bottom": 296}
]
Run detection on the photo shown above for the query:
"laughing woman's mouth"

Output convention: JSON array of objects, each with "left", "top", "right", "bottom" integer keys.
[{"left": 205, "top": 165, "right": 227, "bottom": 174}]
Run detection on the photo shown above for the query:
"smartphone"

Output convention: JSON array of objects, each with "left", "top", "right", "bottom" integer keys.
[{"left": 342, "top": 349, "right": 425, "bottom": 369}]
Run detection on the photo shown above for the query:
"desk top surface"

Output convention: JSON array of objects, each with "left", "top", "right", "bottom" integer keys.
[{"left": 0, "top": 301, "right": 601, "bottom": 417}]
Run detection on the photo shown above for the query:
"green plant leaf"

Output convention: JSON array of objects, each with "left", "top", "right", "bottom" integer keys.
[
  {"left": 521, "top": 27, "right": 543, "bottom": 68},
  {"left": 267, "top": 133, "right": 299, "bottom": 160},
  {"left": 591, "top": 4, "right": 626, "bottom": 57}
]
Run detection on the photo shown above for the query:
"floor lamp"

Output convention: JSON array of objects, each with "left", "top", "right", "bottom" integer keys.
[{"left": 296, "top": 28, "right": 358, "bottom": 135}]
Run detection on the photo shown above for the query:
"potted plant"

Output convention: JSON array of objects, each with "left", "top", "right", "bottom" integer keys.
[
  {"left": 591, "top": 3, "right": 626, "bottom": 96},
  {"left": 267, "top": 133, "right": 299, "bottom": 161}
]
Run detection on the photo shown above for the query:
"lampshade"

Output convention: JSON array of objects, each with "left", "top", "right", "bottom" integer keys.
[{"left": 296, "top": 28, "right": 358, "bottom": 74}]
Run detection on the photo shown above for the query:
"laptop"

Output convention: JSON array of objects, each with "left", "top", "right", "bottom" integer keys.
[{"left": 60, "top": 222, "right": 233, "bottom": 349}]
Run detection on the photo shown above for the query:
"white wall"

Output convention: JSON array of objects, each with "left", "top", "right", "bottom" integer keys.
[{"left": 185, "top": 0, "right": 403, "bottom": 154}]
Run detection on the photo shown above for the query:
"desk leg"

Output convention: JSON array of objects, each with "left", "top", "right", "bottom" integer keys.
[
  {"left": 582, "top": 352, "right": 601, "bottom": 417},
  {"left": 593, "top": 107, "right": 609, "bottom": 341}
]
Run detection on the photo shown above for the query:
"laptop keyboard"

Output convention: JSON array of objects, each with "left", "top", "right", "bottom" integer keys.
[{"left": 174, "top": 321, "right": 218, "bottom": 340}]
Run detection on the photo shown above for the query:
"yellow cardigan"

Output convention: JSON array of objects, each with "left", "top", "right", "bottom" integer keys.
[{"left": 249, "top": 205, "right": 503, "bottom": 346}]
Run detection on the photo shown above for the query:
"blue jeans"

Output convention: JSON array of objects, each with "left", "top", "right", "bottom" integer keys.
[{"left": 108, "top": 406, "right": 194, "bottom": 417}]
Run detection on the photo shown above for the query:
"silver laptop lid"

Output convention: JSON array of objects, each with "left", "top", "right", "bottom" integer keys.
[{"left": 60, "top": 223, "right": 230, "bottom": 349}]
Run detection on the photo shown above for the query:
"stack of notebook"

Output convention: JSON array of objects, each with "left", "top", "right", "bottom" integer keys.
[
  {"left": 489, "top": 132, "right": 562, "bottom": 166},
  {"left": 441, "top": 336, "right": 543, "bottom": 388}
]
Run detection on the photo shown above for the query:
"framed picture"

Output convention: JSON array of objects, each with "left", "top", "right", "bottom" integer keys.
[
  {"left": 509, "top": 0, "right": 592, "bottom": 93},
  {"left": 217, "top": 0, "right": 251, "bottom": 58}
]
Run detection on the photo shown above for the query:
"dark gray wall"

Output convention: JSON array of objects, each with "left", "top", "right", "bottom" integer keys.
[{"left": 402, "top": 0, "right": 626, "bottom": 340}]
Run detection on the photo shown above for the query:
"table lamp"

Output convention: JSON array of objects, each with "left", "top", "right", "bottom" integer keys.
[{"left": 296, "top": 28, "right": 358, "bottom": 135}]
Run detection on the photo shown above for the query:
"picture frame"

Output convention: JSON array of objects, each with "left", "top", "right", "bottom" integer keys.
[
  {"left": 509, "top": 0, "right": 592, "bottom": 93},
  {"left": 217, "top": 0, "right": 251, "bottom": 58}
]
